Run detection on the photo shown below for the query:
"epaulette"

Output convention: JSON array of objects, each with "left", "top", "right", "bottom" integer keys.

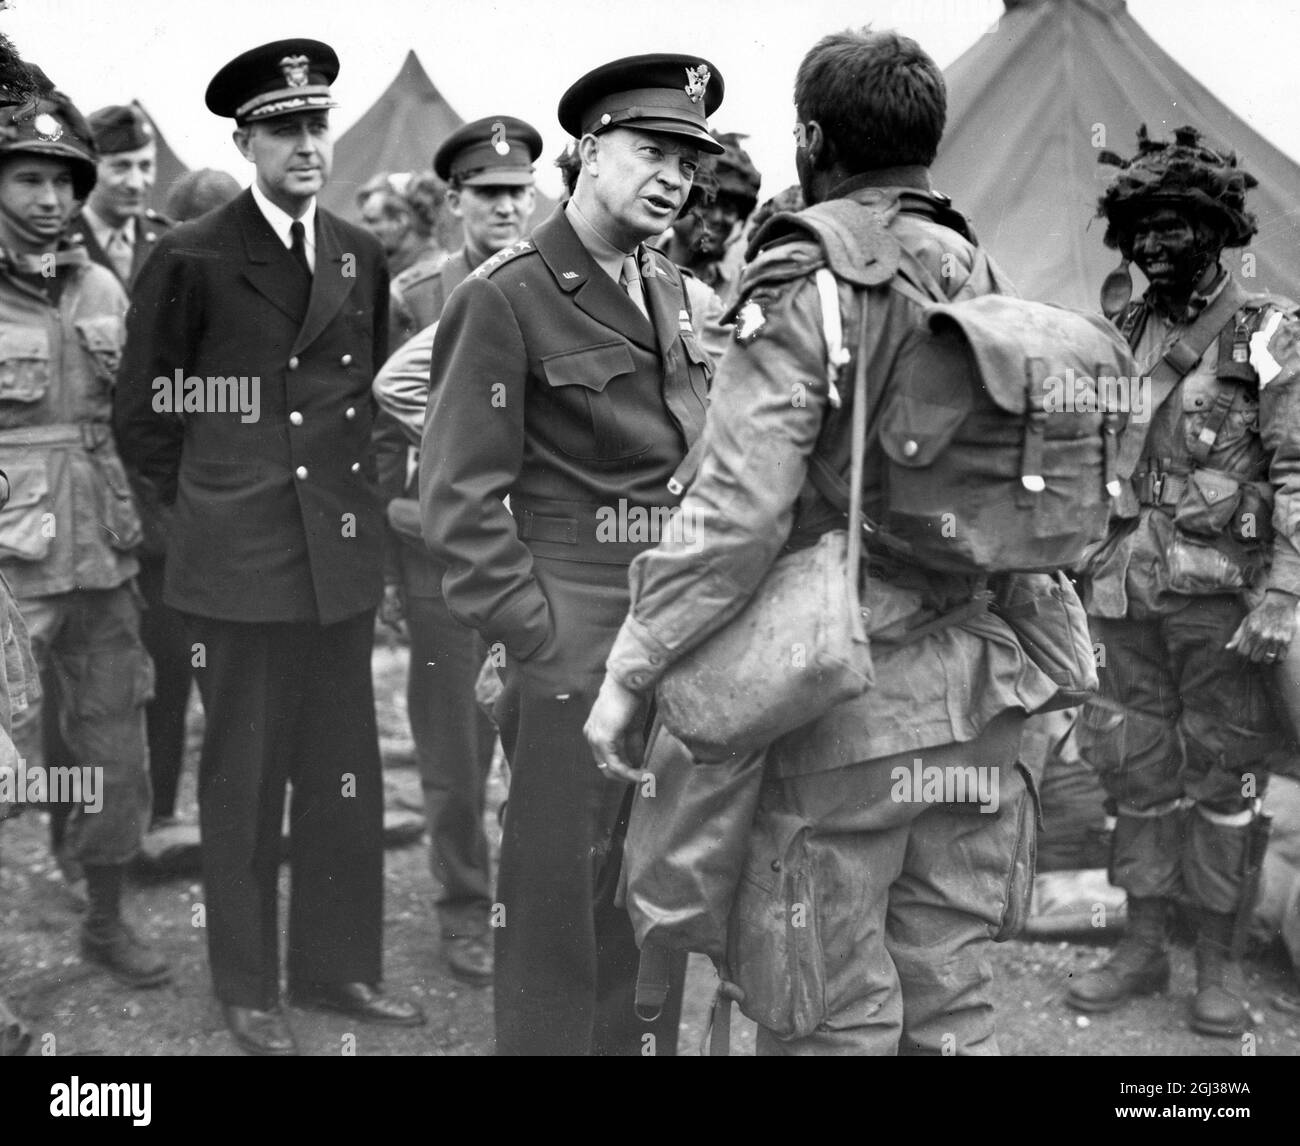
[
  {"left": 468, "top": 238, "right": 535, "bottom": 280},
  {"left": 734, "top": 236, "right": 826, "bottom": 299},
  {"left": 392, "top": 259, "right": 442, "bottom": 293}
]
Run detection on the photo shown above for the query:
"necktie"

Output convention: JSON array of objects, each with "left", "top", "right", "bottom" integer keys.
[
  {"left": 105, "top": 228, "right": 133, "bottom": 282},
  {"left": 290, "top": 219, "right": 312, "bottom": 278},
  {"left": 619, "top": 251, "right": 650, "bottom": 321}
]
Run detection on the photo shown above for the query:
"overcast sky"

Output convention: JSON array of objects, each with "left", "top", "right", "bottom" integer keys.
[{"left": 5, "top": 0, "right": 1300, "bottom": 202}]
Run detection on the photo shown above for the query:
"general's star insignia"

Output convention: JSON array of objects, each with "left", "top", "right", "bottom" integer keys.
[{"left": 734, "top": 299, "right": 767, "bottom": 343}]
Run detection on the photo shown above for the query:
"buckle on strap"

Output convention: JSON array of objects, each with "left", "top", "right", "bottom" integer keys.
[{"left": 80, "top": 422, "right": 111, "bottom": 451}]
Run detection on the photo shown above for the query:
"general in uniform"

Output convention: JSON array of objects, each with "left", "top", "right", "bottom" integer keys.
[
  {"left": 1068, "top": 127, "right": 1300, "bottom": 1037},
  {"left": 114, "top": 38, "right": 422, "bottom": 1055},
  {"left": 376, "top": 115, "right": 542, "bottom": 986},
  {"left": 420, "top": 55, "right": 723, "bottom": 1055}
]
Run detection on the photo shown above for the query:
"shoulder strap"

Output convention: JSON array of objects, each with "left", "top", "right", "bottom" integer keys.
[{"left": 1115, "top": 277, "right": 1249, "bottom": 482}]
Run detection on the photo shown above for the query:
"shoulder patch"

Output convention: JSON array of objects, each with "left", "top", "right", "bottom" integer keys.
[
  {"left": 468, "top": 239, "right": 535, "bottom": 280},
  {"left": 733, "top": 298, "right": 768, "bottom": 344}
]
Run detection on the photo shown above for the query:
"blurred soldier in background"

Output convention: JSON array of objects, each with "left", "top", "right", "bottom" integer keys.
[
  {"left": 68, "top": 105, "right": 171, "bottom": 290},
  {"left": 1069, "top": 126, "right": 1300, "bottom": 1037},
  {"left": 374, "top": 115, "right": 544, "bottom": 987},
  {"left": 358, "top": 170, "right": 447, "bottom": 279},
  {"left": 165, "top": 167, "right": 241, "bottom": 223},
  {"left": 0, "top": 85, "right": 169, "bottom": 991},
  {"left": 654, "top": 129, "right": 759, "bottom": 309}
]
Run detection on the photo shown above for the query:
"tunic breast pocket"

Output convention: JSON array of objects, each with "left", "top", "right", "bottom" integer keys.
[
  {"left": 540, "top": 340, "right": 647, "bottom": 462},
  {"left": 0, "top": 328, "right": 51, "bottom": 405}
]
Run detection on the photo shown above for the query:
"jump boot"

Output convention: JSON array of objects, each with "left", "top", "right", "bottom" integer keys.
[
  {"left": 79, "top": 864, "right": 172, "bottom": 989},
  {"left": 1066, "top": 896, "right": 1171, "bottom": 1012},
  {"left": 1191, "top": 910, "right": 1251, "bottom": 1037}
]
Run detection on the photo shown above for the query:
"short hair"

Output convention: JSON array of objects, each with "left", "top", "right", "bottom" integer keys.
[
  {"left": 794, "top": 28, "right": 946, "bottom": 173},
  {"left": 165, "top": 168, "right": 241, "bottom": 222},
  {"left": 356, "top": 171, "right": 442, "bottom": 239}
]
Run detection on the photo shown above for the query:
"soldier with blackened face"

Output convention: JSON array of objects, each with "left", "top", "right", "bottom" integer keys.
[{"left": 1068, "top": 127, "right": 1300, "bottom": 1038}]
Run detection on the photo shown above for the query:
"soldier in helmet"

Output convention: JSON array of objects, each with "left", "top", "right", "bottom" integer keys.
[
  {"left": 1068, "top": 126, "right": 1300, "bottom": 1037},
  {"left": 0, "top": 86, "right": 169, "bottom": 989},
  {"left": 655, "top": 129, "right": 759, "bottom": 309}
]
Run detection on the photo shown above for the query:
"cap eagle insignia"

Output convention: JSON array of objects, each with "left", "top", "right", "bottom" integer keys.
[
  {"left": 279, "top": 55, "right": 311, "bottom": 88},
  {"left": 684, "top": 65, "right": 710, "bottom": 104}
]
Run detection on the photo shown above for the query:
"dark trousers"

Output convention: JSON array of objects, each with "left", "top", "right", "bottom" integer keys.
[
  {"left": 490, "top": 554, "right": 684, "bottom": 1056},
  {"left": 187, "top": 611, "right": 384, "bottom": 1008},
  {"left": 136, "top": 553, "right": 195, "bottom": 820},
  {"left": 1081, "top": 598, "right": 1282, "bottom": 911},
  {"left": 400, "top": 547, "right": 496, "bottom": 938}
]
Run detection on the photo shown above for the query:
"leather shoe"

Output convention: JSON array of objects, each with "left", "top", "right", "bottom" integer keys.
[
  {"left": 446, "top": 934, "right": 493, "bottom": 986},
  {"left": 290, "top": 981, "right": 426, "bottom": 1026},
  {"left": 223, "top": 1004, "right": 298, "bottom": 1056}
]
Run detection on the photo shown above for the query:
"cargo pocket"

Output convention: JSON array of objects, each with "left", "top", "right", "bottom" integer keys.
[
  {"left": 1172, "top": 468, "right": 1242, "bottom": 538},
  {"left": 74, "top": 316, "right": 123, "bottom": 388},
  {"left": 994, "top": 761, "right": 1040, "bottom": 941},
  {"left": 89, "top": 447, "right": 143, "bottom": 552},
  {"left": 0, "top": 457, "right": 52, "bottom": 562},
  {"left": 1076, "top": 696, "right": 1178, "bottom": 806},
  {"left": 70, "top": 642, "right": 154, "bottom": 719},
  {"left": 726, "top": 810, "right": 826, "bottom": 1041},
  {"left": 0, "top": 327, "right": 51, "bottom": 404}
]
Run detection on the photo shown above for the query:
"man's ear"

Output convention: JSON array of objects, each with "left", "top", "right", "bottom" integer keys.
[
  {"left": 232, "top": 127, "right": 253, "bottom": 163},
  {"left": 446, "top": 187, "right": 464, "bottom": 220},
  {"left": 577, "top": 133, "right": 601, "bottom": 177},
  {"left": 804, "top": 119, "right": 829, "bottom": 170}
]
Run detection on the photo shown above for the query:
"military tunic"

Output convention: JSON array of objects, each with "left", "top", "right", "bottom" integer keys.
[{"left": 421, "top": 203, "right": 711, "bottom": 1055}]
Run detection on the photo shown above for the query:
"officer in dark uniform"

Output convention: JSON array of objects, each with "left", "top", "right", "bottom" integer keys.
[
  {"left": 378, "top": 115, "right": 542, "bottom": 987},
  {"left": 421, "top": 54, "right": 724, "bottom": 1056},
  {"left": 67, "top": 105, "right": 172, "bottom": 290},
  {"left": 114, "top": 38, "right": 423, "bottom": 1055}
]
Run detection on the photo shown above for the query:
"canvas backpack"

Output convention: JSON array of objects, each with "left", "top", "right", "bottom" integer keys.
[{"left": 768, "top": 194, "right": 1140, "bottom": 574}]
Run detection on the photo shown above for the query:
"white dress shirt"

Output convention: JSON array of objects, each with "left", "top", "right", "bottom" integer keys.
[{"left": 250, "top": 181, "right": 317, "bottom": 272}]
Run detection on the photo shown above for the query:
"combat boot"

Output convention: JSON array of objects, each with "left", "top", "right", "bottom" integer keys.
[
  {"left": 79, "top": 864, "right": 171, "bottom": 989},
  {"left": 1191, "top": 910, "right": 1251, "bottom": 1037},
  {"left": 1066, "top": 896, "right": 1171, "bottom": 1012}
]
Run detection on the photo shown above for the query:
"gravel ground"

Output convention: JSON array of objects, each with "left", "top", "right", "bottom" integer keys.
[{"left": 2, "top": 641, "right": 1297, "bottom": 1058}]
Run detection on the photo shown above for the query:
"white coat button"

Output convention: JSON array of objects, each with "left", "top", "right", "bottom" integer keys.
[
  {"left": 345, "top": 406, "right": 356, "bottom": 420},
  {"left": 288, "top": 356, "right": 300, "bottom": 370},
  {"left": 341, "top": 354, "right": 353, "bottom": 366},
  {"left": 289, "top": 411, "right": 303, "bottom": 426},
  {"left": 351, "top": 462, "right": 361, "bottom": 474},
  {"left": 295, "top": 466, "right": 308, "bottom": 480}
]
